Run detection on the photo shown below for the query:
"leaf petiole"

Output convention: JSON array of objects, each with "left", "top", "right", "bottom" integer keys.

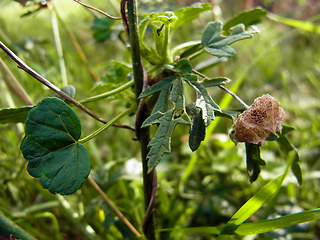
[
  {"left": 78, "top": 106, "right": 135, "bottom": 143},
  {"left": 79, "top": 80, "right": 134, "bottom": 104}
]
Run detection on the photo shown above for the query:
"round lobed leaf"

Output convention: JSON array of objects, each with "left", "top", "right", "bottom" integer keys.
[{"left": 21, "top": 97, "right": 90, "bottom": 195}]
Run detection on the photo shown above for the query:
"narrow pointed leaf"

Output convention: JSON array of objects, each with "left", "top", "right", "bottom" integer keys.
[
  {"left": 0, "top": 106, "right": 33, "bottom": 124},
  {"left": 189, "top": 109, "right": 206, "bottom": 151},
  {"left": 277, "top": 133, "right": 302, "bottom": 185},
  {"left": 202, "top": 77, "right": 231, "bottom": 87},
  {"left": 21, "top": 97, "right": 90, "bottom": 195},
  {"left": 139, "top": 76, "right": 175, "bottom": 98},
  {"left": 245, "top": 143, "right": 266, "bottom": 183}
]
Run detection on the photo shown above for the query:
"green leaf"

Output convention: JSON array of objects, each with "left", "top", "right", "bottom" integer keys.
[
  {"left": 202, "top": 77, "right": 231, "bottom": 87},
  {"left": 161, "top": 208, "right": 320, "bottom": 236},
  {"left": 234, "top": 209, "right": 320, "bottom": 235},
  {"left": 268, "top": 13, "right": 320, "bottom": 34},
  {"left": 21, "top": 97, "right": 90, "bottom": 195},
  {"left": 185, "top": 79, "right": 221, "bottom": 126},
  {"left": 139, "top": 76, "right": 175, "bottom": 99},
  {"left": 147, "top": 110, "right": 177, "bottom": 172},
  {"left": 91, "top": 17, "right": 115, "bottom": 42},
  {"left": 0, "top": 106, "right": 33, "bottom": 124},
  {"left": 277, "top": 133, "right": 302, "bottom": 185},
  {"left": 245, "top": 143, "right": 266, "bottom": 183},
  {"left": 201, "top": 22, "right": 256, "bottom": 57},
  {"left": 171, "top": 3, "right": 212, "bottom": 29},
  {"left": 189, "top": 108, "right": 206, "bottom": 152},
  {"left": 223, "top": 8, "right": 267, "bottom": 33},
  {"left": 174, "top": 59, "right": 193, "bottom": 74}
]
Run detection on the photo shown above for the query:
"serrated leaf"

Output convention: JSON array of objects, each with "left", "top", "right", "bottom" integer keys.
[
  {"left": 169, "top": 76, "right": 185, "bottom": 109},
  {"left": 139, "top": 76, "right": 175, "bottom": 99},
  {"left": 189, "top": 108, "right": 206, "bottom": 151},
  {"left": 245, "top": 143, "right": 266, "bottom": 183},
  {"left": 223, "top": 8, "right": 267, "bottom": 33},
  {"left": 21, "top": 97, "right": 90, "bottom": 195},
  {"left": 147, "top": 110, "right": 178, "bottom": 172},
  {"left": 185, "top": 79, "right": 221, "bottom": 126},
  {"left": 202, "top": 22, "right": 256, "bottom": 57},
  {"left": 0, "top": 106, "right": 33, "bottom": 124}
]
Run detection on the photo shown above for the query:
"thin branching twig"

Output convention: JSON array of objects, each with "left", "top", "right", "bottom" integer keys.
[
  {"left": 0, "top": 56, "right": 34, "bottom": 105},
  {"left": 72, "top": 0, "right": 122, "bottom": 20},
  {"left": 192, "top": 69, "right": 249, "bottom": 109},
  {"left": 0, "top": 41, "right": 135, "bottom": 131},
  {"left": 87, "top": 176, "right": 142, "bottom": 239}
]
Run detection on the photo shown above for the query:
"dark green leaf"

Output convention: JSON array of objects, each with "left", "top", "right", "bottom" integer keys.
[
  {"left": 185, "top": 79, "right": 221, "bottom": 126},
  {"left": 189, "top": 108, "right": 206, "bottom": 151},
  {"left": 201, "top": 22, "right": 256, "bottom": 57},
  {"left": 175, "top": 59, "right": 193, "bottom": 74},
  {"left": 223, "top": 8, "right": 267, "bottom": 33},
  {"left": 21, "top": 97, "right": 90, "bottom": 195},
  {"left": 147, "top": 110, "right": 177, "bottom": 172},
  {"left": 91, "top": 17, "right": 115, "bottom": 42},
  {"left": 179, "top": 42, "right": 203, "bottom": 59},
  {"left": 245, "top": 143, "right": 266, "bottom": 183},
  {"left": 277, "top": 133, "right": 302, "bottom": 185},
  {"left": 169, "top": 76, "right": 185, "bottom": 109},
  {"left": 202, "top": 77, "right": 231, "bottom": 87},
  {"left": 139, "top": 76, "right": 175, "bottom": 99},
  {"left": 0, "top": 106, "right": 33, "bottom": 124}
]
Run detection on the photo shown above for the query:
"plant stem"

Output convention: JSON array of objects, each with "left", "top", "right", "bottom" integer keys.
[
  {"left": 87, "top": 176, "right": 142, "bottom": 239},
  {"left": 48, "top": 2, "right": 68, "bottom": 86},
  {"left": 125, "top": 0, "right": 156, "bottom": 239},
  {"left": 192, "top": 69, "right": 249, "bottom": 109},
  {"left": 0, "top": 41, "right": 134, "bottom": 131},
  {"left": 0, "top": 56, "right": 34, "bottom": 105},
  {"left": 0, "top": 211, "right": 36, "bottom": 240},
  {"left": 79, "top": 106, "right": 134, "bottom": 143},
  {"left": 79, "top": 80, "right": 134, "bottom": 104},
  {"left": 72, "top": 0, "right": 122, "bottom": 20}
]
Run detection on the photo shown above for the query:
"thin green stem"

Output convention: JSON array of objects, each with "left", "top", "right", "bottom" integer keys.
[
  {"left": 49, "top": 2, "right": 68, "bottom": 86},
  {"left": 0, "top": 211, "right": 36, "bottom": 240},
  {"left": 79, "top": 106, "right": 134, "bottom": 143},
  {"left": 80, "top": 80, "right": 134, "bottom": 104},
  {"left": 192, "top": 69, "right": 249, "bottom": 109},
  {"left": 163, "top": 23, "right": 170, "bottom": 63}
]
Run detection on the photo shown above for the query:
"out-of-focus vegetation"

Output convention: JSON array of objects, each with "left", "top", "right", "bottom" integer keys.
[{"left": 0, "top": 0, "right": 320, "bottom": 239}]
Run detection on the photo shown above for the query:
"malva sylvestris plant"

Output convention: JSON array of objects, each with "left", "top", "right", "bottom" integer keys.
[{"left": 1, "top": 1, "right": 319, "bottom": 239}]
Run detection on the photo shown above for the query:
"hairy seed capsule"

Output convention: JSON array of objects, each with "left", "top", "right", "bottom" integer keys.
[{"left": 231, "top": 94, "right": 285, "bottom": 145}]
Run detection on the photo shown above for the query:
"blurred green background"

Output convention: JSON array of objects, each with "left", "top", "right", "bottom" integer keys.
[{"left": 0, "top": 0, "right": 320, "bottom": 239}]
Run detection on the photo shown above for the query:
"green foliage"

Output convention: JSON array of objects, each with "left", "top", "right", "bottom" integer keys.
[
  {"left": 21, "top": 97, "right": 90, "bottom": 195},
  {"left": 245, "top": 143, "right": 266, "bottom": 183},
  {"left": 201, "top": 22, "right": 257, "bottom": 57},
  {"left": 0, "top": 106, "right": 33, "bottom": 124},
  {"left": 91, "top": 17, "right": 116, "bottom": 42},
  {"left": 1, "top": 1, "right": 319, "bottom": 239},
  {"left": 223, "top": 8, "right": 267, "bottom": 33}
]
